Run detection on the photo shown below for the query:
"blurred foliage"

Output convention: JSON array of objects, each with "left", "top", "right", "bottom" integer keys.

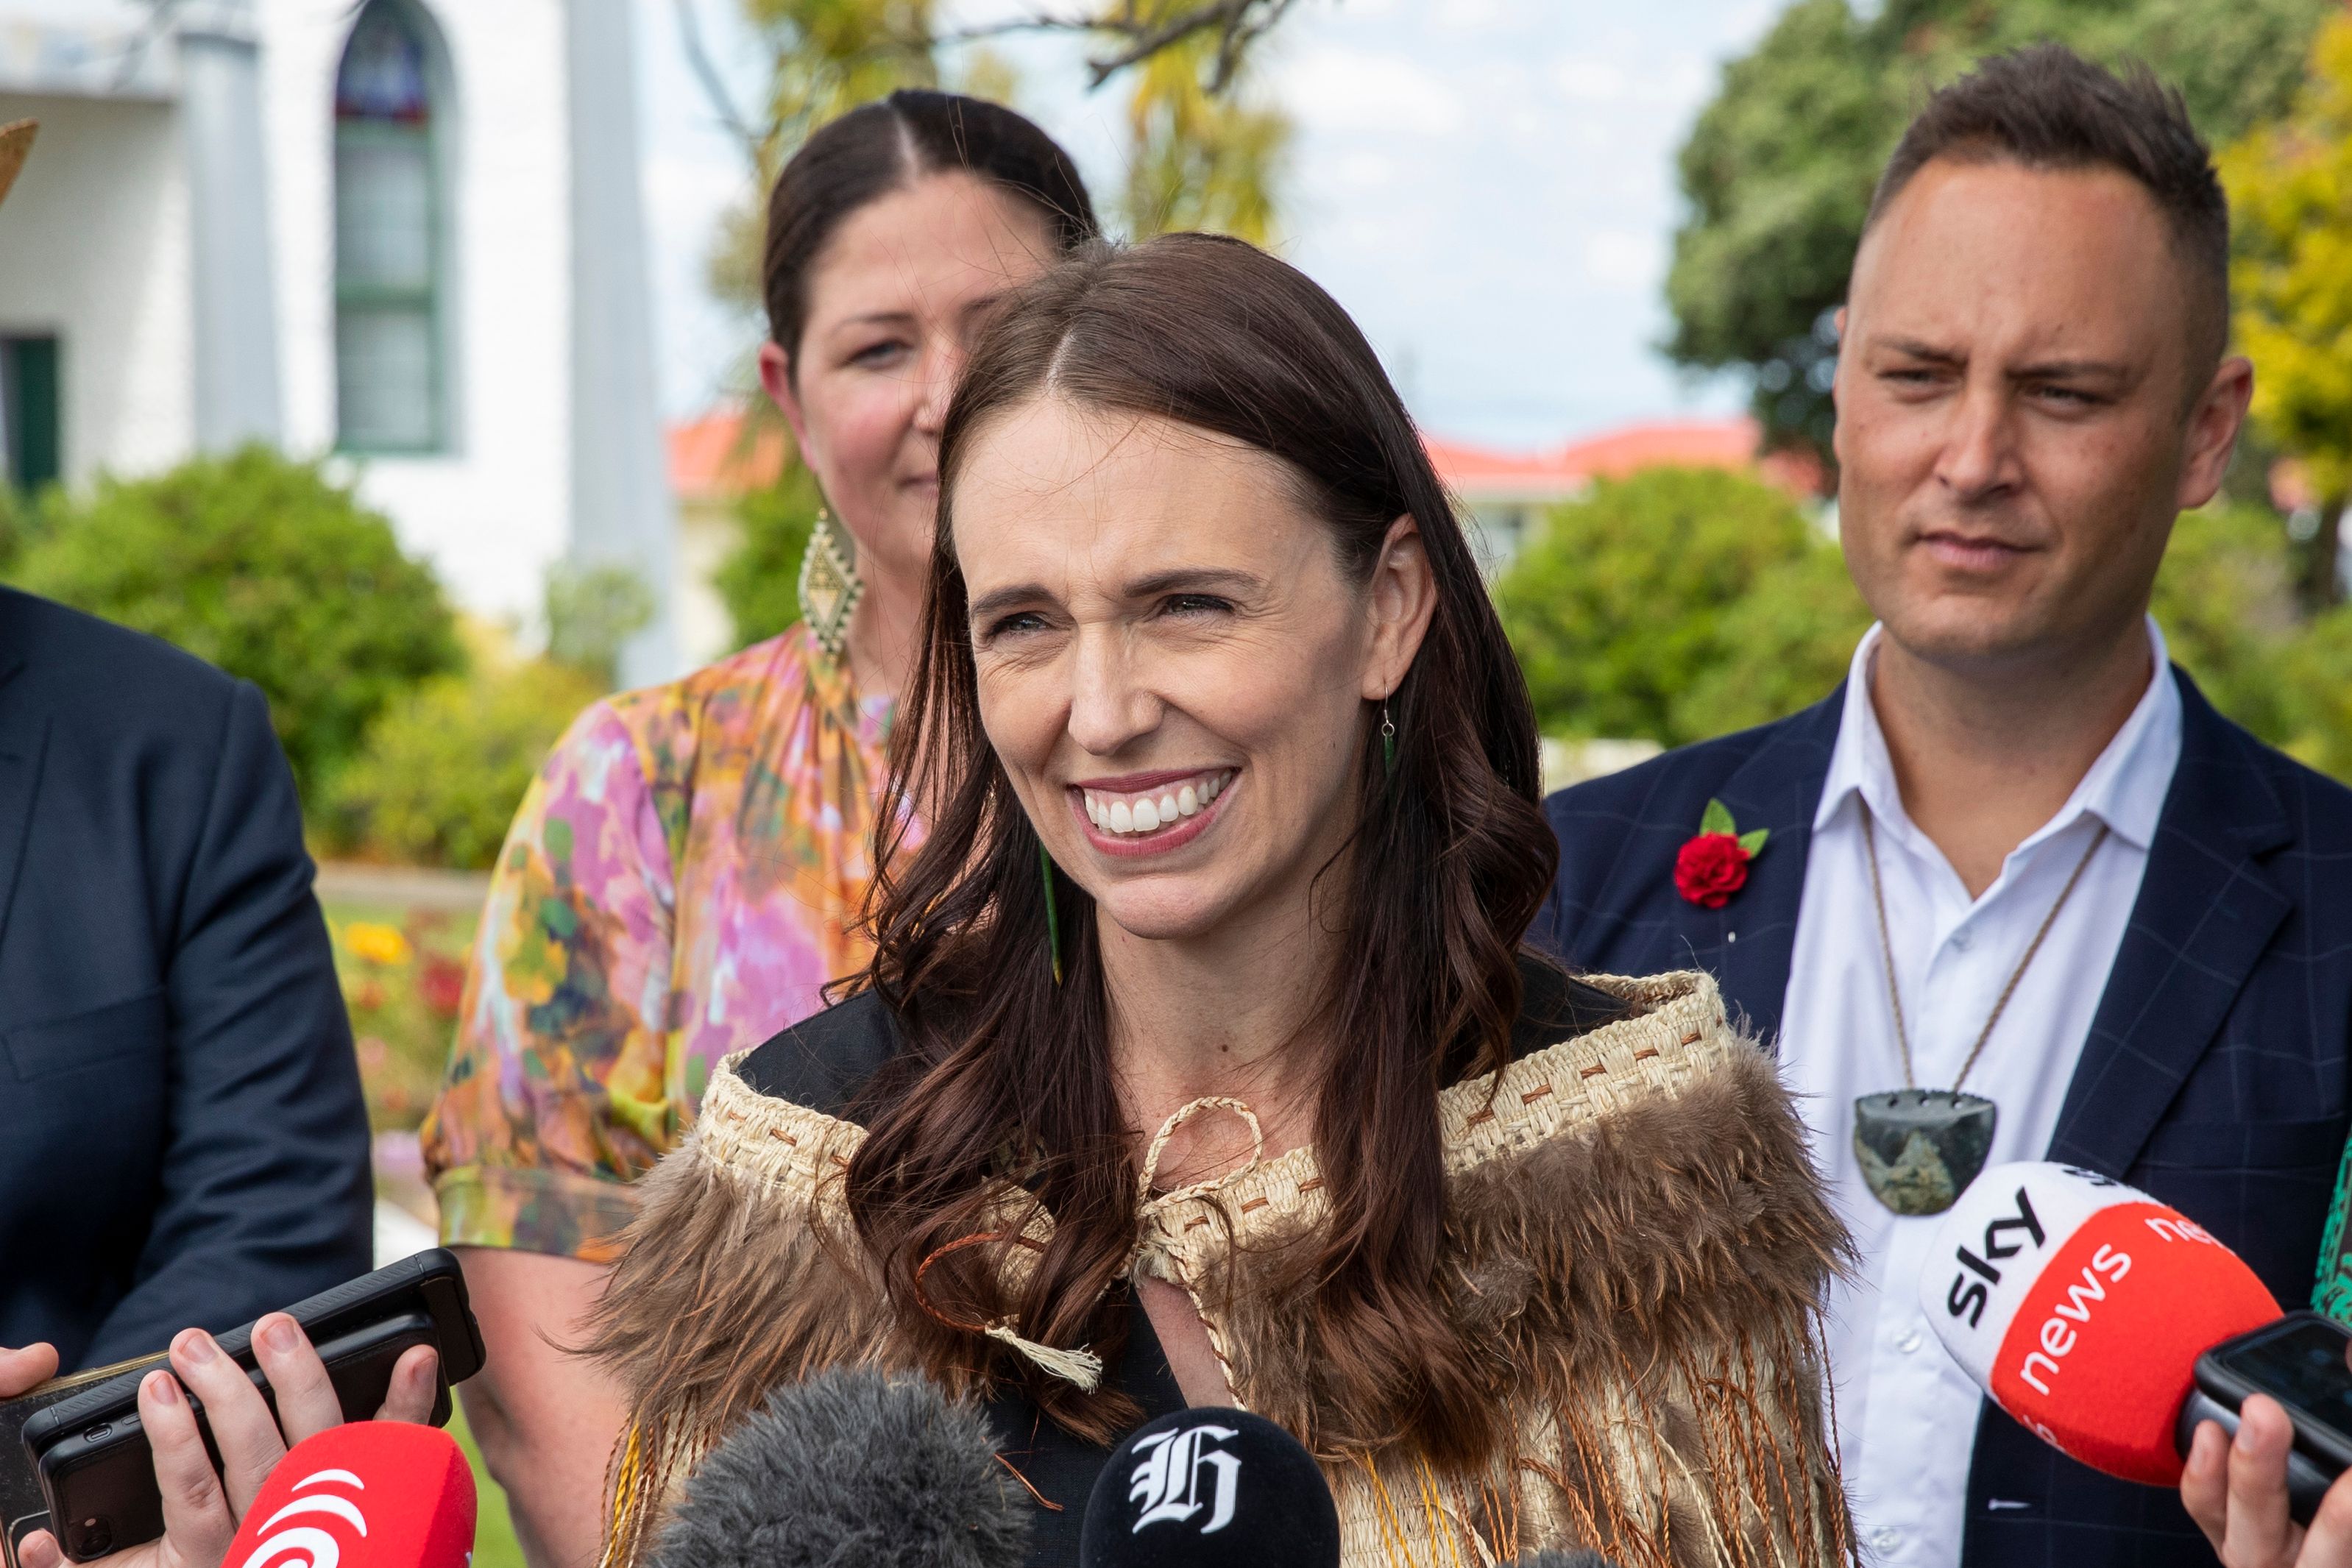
[
  {"left": 2, "top": 447, "right": 461, "bottom": 800},
  {"left": 1496, "top": 467, "right": 1869, "bottom": 747},
  {"left": 1668, "top": 0, "right": 2338, "bottom": 461},
  {"left": 2218, "top": 13, "right": 2352, "bottom": 608},
  {"left": 545, "top": 561, "right": 656, "bottom": 688},
  {"left": 327, "top": 904, "right": 477, "bottom": 1132},
  {"left": 1115, "top": 6, "right": 1289, "bottom": 242},
  {"left": 322, "top": 624, "right": 602, "bottom": 872},
  {"left": 1500, "top": 472, "right": 2352, "bottom": 786},
  {"left": 715, "top": 458, "right": 824, "bottom": 649}
]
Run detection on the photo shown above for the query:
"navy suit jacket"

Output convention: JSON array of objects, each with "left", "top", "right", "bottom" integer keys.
[
  {"left": 1536, "top": 668, "right": 2352, "bottom": 1568},
  {"left": 0, "top": 588, "right": 372, "bottom": 1372}
]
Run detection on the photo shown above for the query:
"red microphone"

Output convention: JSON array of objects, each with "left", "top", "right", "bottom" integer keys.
[
  {"left": 222, "top": 1422, "right": 474, "bottom": 1568},
  {"left": 1918, "top": 1161, "right": 2280, "bottom": 1486}
]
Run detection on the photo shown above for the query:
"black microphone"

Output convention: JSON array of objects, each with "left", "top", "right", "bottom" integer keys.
[
  {"left": 648, "top": 1368, "right": 1031, "bottom": 1568},
  {"left": 1079, "top": 1407, "right": 1339, "bottom": 1567}
]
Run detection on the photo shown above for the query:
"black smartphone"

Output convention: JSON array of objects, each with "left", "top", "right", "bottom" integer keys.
[
  {"left": 4, "top": 1249, "right": 485, "bottom": 1564},
  {"left": 2177, "top": 1310, "right": 2352, "bottom": 1525}
]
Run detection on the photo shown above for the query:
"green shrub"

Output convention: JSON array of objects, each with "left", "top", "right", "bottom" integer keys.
[
  {"left": 1496, "top": 467, "right": 1849, "bottom": 745},
  {"left": 322, "top": 654, "right": 603, "bottom": 870},
  {"left": 712, "top": 460, "right": 823, "bottom": 650},
  {"left": 5, "top": 447, "right": 461, "bottom": 798},
  {"left": 544, "top": 561, "right": 654, "bottom": 688},
  {"left": 2152, "top": 502, "right": 2306, "bottom": 743}
]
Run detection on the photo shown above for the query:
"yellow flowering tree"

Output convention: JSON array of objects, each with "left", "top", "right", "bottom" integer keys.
[
  {"left": 1114, "top": 8, "right": 1290, "bottom": 243},
  {"left": 2220, "top": 13, "right": 2352, "bottom": 609}
]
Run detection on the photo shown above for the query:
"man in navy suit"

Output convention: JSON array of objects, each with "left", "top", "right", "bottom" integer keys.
[
  {"left": 0, "top": 578, "right": 375, "bottom": 1372},
  {"left": 1539, "top": 49, "right": 2352, "bottom": 1568}
]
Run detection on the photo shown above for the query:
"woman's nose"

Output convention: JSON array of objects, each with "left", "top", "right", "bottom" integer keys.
[
  {"left": 1066, "top": 632, "right": 1159, "bottom": 757},
  {"left": 912, "top": 341, "right": 960, "bottom": 436}
]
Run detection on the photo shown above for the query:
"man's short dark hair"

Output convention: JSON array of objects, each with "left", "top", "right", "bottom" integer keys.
[{"left": 1863, "top": 45, "right": 2231, "bottom": 380}]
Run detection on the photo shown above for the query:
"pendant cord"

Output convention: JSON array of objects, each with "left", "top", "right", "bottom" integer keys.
[{"left": 1861, "top": 801, "right": 2108, "bottom": 1096}]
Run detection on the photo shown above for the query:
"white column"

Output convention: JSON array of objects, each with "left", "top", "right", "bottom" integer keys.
[
  {"left": 564, "top": 0, "right": 679, "bottom": 687},
  {"left": 178, "top": 0, "right": 284, "bottom": 450}
]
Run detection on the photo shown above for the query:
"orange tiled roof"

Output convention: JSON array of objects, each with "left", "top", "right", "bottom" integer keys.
[
  {"left": 1428, "top": 416, "right": 1825, "bottom": 500},
  {"left": 669, "top": 407, "right": 787, "bottom": 502}
]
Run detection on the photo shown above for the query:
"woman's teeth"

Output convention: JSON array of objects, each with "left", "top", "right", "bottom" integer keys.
[{"left": 1083, "top": 770, "right": 1233, "bottom": 837}]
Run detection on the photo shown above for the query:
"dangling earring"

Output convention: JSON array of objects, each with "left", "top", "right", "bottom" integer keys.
[
  {"left": 1038, "top": 842, "right": 1064, "bottom": 986},
  {"left": 798, "top": 507, "right": 865, "bottom": 661},
  {"left": 1381, "top": 701, "right": 1398, "bottom": 780}
]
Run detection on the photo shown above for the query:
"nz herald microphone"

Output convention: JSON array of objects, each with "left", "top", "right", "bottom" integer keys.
[
  {"left": 221, "top": 1421, "right": 474, "bottom": 1568},
  {"left": 648, "top": 1369, "right": 1030, "bottom": 1568},
  {"left": 1918, "top": 1161, "right": 2278, "bottom": 1485},
  {"left": 1079, "top": 1408, "right": 1339, "bottom": 1568}
]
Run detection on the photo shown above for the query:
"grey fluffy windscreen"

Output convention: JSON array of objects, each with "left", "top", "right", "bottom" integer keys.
[
  {"left": 1513, "top": 1554, "right": 1623, "bottom": 1568},
  {"left": 647, "top": 1368, "right": 1032, "bottom": 1568}
]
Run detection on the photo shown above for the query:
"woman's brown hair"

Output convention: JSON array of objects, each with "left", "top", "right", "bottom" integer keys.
[
  {"left": 844, "top": 233, "right": 1559, "bottom": 1466},
  {"left": 762, "top": 89, "right": 1098, "bottom": 369}
]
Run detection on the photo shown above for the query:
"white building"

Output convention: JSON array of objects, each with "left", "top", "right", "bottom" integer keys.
[{"left": 0, "top": 0, "right": 681, "bottom": 681}]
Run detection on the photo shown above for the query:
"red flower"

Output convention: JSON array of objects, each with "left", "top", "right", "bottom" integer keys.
[
  {"left": 1675, "top": 798, "right": 1769, "bottom": 908},
  {"left": 1675, "top": 833, "right": 1752, "bottom": 908},
  {"left": 419, "top": 954, "right": 466, "bottom": 1020}
]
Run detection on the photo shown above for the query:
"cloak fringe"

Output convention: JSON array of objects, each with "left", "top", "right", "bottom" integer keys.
[{"left": 587, "top": 972, "right": 1857, "bottom": 1568}]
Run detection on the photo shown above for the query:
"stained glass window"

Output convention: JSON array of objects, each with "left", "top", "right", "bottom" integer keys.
[{"left": 334, "top": 1, "right": 444, "bottom": 453}]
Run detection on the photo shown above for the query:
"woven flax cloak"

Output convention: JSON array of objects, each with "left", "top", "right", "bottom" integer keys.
[{"left": 590, "top": 971, "right": 1857, "bottom": 1568}]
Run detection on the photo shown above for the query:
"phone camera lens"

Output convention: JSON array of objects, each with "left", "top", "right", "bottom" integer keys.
[{"left": 74, "top": 1519, "right": 113, "bottom": 1556}]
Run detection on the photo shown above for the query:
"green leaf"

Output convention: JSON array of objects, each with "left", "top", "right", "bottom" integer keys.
[
  {"left": 1701, "top": 797, "right": 1736, "bottom": 837},
  {"left": 1739, "top": 828, "right": 1770, "bottom": 855}
]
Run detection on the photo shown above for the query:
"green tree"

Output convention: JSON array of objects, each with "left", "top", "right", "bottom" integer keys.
[
  {"left": 1495, "top": 467, "right": 1859, "bottom": 746},
  {"left": 323, "top": 654, "right": 605, "bottom": 870},
  {"left": 545, "top": 561, "right": 655, "bottom": 688},
  {"left": 1668, "top": 0, "right": 2337, "bottom": 461},
  {"left": 2218, "top": 13, "right": 2352, "bottom": 609},
  {"left": 1116, "top": 13, "right": 1289, "bottom": 242},
  {"left": 713, "top": 458, "right": 825, "bottom": 648},
  {"left": 4, "top": 447, "right": 461, "bottom": 799}
]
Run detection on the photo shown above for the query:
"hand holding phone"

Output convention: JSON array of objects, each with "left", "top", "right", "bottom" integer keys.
[
  {"left": 2181, "top": 1313, "right": 2352, "bottom": 1567},
  {"left": 13, "top": 1318, "right": 437, "bottom": 1568}
]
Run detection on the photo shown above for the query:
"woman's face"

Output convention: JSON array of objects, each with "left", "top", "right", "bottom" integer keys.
[
  {"left": 954, "top": 397, "right": 1433, "bottom": 946},
  {"left": 762, "top": 173, "right": 1058, "bottom": 593}
]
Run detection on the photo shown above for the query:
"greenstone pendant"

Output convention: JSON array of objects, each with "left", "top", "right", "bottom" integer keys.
[{"left": 1853, "top": 1090, "right": 1998, "bottom": 1216}]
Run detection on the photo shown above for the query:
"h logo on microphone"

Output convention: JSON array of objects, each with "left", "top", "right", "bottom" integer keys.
[{"left": 1127, "top": 1422, "right": 1241, "bottom": 1535}]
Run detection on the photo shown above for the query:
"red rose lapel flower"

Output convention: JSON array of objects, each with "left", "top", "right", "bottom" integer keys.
[{"left": 1674, "top": 798, "right": 1770, "bottom": 909}]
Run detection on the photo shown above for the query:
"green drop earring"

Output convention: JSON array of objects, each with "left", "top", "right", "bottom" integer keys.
[{"left": 1039, "top": 842, "right": 1063, "bottom": 985}]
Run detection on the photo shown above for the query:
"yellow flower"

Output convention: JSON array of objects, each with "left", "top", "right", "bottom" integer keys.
[{"left": 344, "top": 922, "right": 413, "bottom": 967}]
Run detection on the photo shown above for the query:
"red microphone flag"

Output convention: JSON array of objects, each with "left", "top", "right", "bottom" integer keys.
[
  {"left": 1919, "top": 1162, "right": 2280, "bottom": 1486},
  {"left": 222, "top": 1422, "right": 475, "bottom": 1568}
]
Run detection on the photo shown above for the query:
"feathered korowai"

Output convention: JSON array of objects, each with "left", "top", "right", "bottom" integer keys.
[{"left": 586, "top": 971, "right": 1858, "bottom": 1568}]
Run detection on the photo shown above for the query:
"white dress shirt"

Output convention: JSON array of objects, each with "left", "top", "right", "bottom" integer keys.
[{"left": 1777, "top": 619, "right": 2183, "bottom": 1567}]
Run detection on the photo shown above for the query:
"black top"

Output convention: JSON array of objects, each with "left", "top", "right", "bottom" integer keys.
[
  {"left": 0, "top": 588, "right": 371, "bottom": 1369},
  {"left": 738, "top": 954, "right": 1632, "bottom": 1567}
]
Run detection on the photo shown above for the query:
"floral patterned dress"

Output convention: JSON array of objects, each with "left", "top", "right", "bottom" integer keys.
[{"left": 419, "top": 626, "right": 900, "bottom": 1260}]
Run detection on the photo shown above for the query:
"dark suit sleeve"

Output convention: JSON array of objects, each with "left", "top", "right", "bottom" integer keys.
[{"left": 82, "top": 681, "right": 373, "bottom": 1363}]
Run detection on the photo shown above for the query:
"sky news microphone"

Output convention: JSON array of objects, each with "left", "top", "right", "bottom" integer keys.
[
  {"left": 221, "top": 1421, "right": 474, "bottom": 1568},
  {"left": 648, "top": 1369, "right": 1029, "bottom": 1568},
  {"left": 1918, "top": 1160, "right": 2281, "bottom": 1486},
  {"left": 1078, "top": 1408, "right": 1339, "bottom": 1568}
]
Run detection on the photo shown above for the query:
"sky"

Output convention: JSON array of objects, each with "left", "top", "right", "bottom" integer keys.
[{"left": 634, "top": 0, "right": 1784, "bottom": 453}]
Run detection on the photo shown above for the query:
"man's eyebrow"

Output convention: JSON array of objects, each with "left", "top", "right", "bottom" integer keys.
[
  {"left": 2008, "top": 358, "right": 2133, "bottom": 383},
  {"left": 1872, "top": 336, "right": 1966, "bottom": 367}
]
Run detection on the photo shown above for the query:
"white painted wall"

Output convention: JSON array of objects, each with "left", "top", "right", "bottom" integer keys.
[
  {"left": 260, "top": 0, "right": 572, "bottom": 625},
  {"left": 0, "top": 90, "right": 194, "bottom": 484}
]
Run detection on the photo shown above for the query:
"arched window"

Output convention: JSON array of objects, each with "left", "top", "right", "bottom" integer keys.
[{"left": 333, "top": 0, "right": 448, "bottom": 453}]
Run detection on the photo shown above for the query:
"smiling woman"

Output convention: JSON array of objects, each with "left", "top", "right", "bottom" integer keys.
[{"left": 589, "top": 235, "right": 1855, "bottom": 1568}]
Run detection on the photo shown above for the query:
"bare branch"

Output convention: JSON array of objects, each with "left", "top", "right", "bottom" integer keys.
[
  {"left": 672, "top": 0, "right": 771, "bottom": 164},
  {"left": 924, "top": 0, "right": 1303, "bottom": 91}
]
